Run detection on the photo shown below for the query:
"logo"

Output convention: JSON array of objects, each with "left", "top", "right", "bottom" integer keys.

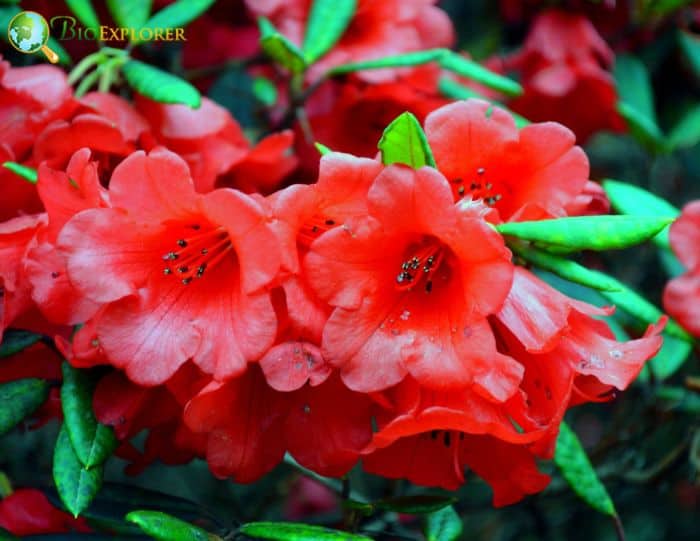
[{"left": 7, "top": 11, "right": 59, "bottom": 63}]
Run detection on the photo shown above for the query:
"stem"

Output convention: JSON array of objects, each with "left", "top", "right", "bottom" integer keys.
[
  {"left": 613, "top": 514, "right": 627, "bottom": 541},
  {"left": 282, "top": 454, "right": 365, "bottom": 501}
]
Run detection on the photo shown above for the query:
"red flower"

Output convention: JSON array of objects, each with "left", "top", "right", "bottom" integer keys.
[
  {"left": 136, "top": 96, "right": 297, "bottom": 194},
  {"left": 184, "top": 367, "right": 373, "bottom": 481},
  {"left": 424, "top": 99, "right": 590, "bottom": 221},
  {"left": 663, "top": 201, "right": 700, "bottom": 337},
  {"left": 246, "top": 0, "right": 454, "bottom": 83},
  {"left": 0, "top": 489, "right": 89, "bottom": 536},
  {"left": 57, "top": 148, "right": 280, "bottom": 384},
  {"left": 502, "top": 10, "right": 625, "bottom": 143},
  {"left": 304, "top": 162, "right": 519, "bottom": 396}
]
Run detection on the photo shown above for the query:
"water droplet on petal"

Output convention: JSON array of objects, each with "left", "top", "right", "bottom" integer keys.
[
  {"left": 610, "top": 349, "right": 623, "bottom": 360},
  {"left": 400, "top": 310, "right": 410, "bottom": 321}
]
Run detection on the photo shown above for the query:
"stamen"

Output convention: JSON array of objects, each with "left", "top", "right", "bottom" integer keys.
[
  {"left": 395, "top": 241, "right": 444, "bottom": 293},
  {"left": 161, "top": 224, "right": 233, "bottom": 284}
]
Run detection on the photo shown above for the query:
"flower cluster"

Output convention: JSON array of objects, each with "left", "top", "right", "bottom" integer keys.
[{"left": 0, "top": 48, "right": 664, "bottom": 504}]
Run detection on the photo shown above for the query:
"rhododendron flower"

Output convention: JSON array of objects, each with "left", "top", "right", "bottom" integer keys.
[
  {"left": 246, "top": 0, "right": 454, "bottom": 82},
  {"left": 0, "top": 489, "right": 89, "bottom": 536},
  {"left": 663, "top": 201, "right": 700, "bottom": 337},
  {"left": 185, "top": 367, "right": 373, "bottom": 481},
  {"left": 305, "top": 163, "right": 519, "bottom": 396},
  {"left": 501, "top": 10, "right": 625, "bottom": 143},
  {"left": 57, "top": 148, "right": 280, "bottom": 384},
  {"left": 136, "top": 96, "right": 297, "bottom": 194}
]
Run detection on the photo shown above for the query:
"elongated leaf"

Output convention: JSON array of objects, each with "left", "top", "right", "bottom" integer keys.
[
  {"left": 61, "top": 363, "right": 117, "bottom": 468},
  {"left": 378, "top": 112, "right": 436, "bottom": 169},
  {"left": 375, "top": 494, "right": 457, "bottom": 514},
  {"left": 667, "top": 103, "right": 700, "bottom": 150},
  {"left": 258, "top": 17, "right": 307, "bottom": 74},
  {"left": 122, "top": 60, "right": 201, "bottom": 107},
  {"left": 329, "top": 49, "right": 445, "bottom": 75},
  {"left": 424, "top": 505, "right": 463, "bottom": 541},
  {"left": 601, "top": 179, "right": 680, "bottom": 249},
  {"left": 647, "top": 334, "right": 693, "bottom": 380},
  {"left": 303, "top": 0, "right": 356, "bottom": 63},
  {"left": 438, "top": 77, "right": 530, "bottom": 127},
  {"left": 617, "top": 101, "right": 664, "bottom": 151},
  {"left": 679, "top": 30, "right": 700, "bottom": 78},
  {"left": 497, "top": 215, "right": 674, "bottom": 253},
  {"left": 53, "top": 424, "right": 103, "bottom": 517},
  {"left": 613, "top": 55, "right": 657, "bottom": 124},
  {"left": 440, "top": 51, "right": 523, "bottom": 97},
  {"left": 136, "top": 0, "right": 214, "bottom": 41},
  {"left": 107, "top": 0, "right": 152, "bottom": 28},
  {"left": 252, "top": 76, "right": 278, "bottom": 106},
  {"left": 239, "top": 522, "right": 373, "bottom": 540},
  {"left": 511, "top": 243, "right": 621, "bottom": 292},
  {"left": 2, "top": 162, "right": 37, "bottom": 183},
  {"left": 126, "top": 510, "right": 219, "bottom": 541},
  {"left": 555, "top": 422, "right": 616, "bottom": 517},
  {"left": 0, "top": 329, "right": 41, "bottom": 357},
  {"left": 65, "top": 0, "right": 100, "bottom": 32},
  {"left": 0, "top": 379, "right": 49, "bottom": 435}
]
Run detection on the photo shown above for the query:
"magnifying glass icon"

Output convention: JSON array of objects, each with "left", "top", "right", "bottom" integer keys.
[{"left": 7, "top": 11, "right": 59, "bottom": 64}]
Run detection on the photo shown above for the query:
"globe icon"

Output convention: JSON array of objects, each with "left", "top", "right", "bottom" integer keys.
[{"left": 7, "top": 11, "right": 58, "bottom": 63}]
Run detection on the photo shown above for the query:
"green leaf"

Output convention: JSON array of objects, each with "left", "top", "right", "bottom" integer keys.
[
  {"left": 136, "top": 0, "right": 214, "bottom": 42},
  {"left": 61, "top": 363, "right": 117, "bottom": 468},
  {"left": 496, "top": 215, "right": 674, "bottom": 253},
  {"left": 65, "top": 0, "right": 100, "bottom": 32},
  {"left": 252, "top": 76, "right": 278, "bottom": 106},
  {"left": 554, "top": 422, "right": 617, "bottom": 517},
  {"left": 107, "top": 0, "right": 152, "bottom": 28},
  {"left": 678, "top": 30, "right": 700, "bottom": 77},
  {"left": 122, "top": 60, "right": 201, "bottom": 107},
  {"left": 647, "top": 334, "right": 693, "bottom": 380},
  {"left": 0, "top": 329, "right": 41, "bottom": 357},
  {"left": 378, "top": 111, "right": 436, "bottom": 169},
  {"left": 53, "top": 424, "right": 103, "bottom": 518},
  {"left": 329, "top": 49, "right": 445, "bottom": 75},
  {"left": 46, "top": 37, "right": 72, "bottom": 65},
  {"left": 438, "top": 77, "right": 530, "bottom": 127},
  {"left": 440, "top": 51, "right": 523, "bottom": 97},
  {"left": 511, "top": 243, "right": 621, "bottom": 292},
  {"left": 0, "top": 526, "right": 18, "bottom": 540},
  {"left": 303, "top": 0, "right": 356, "bottom": 63},
  {"left": 655, "top": 386, "right": 700, "bottom": 414},
  {"left": 617, "top": 101, "right": 665, "bottom": 151},
  {"left": 601, "top": 179, "right": 680, "bottom": 249},
  {"left": 125, "top": 510, "right": 219, "bottom": 541},
  {"left": 315, "top": 142, "right": 332, "bottom": 155},
  {"left": 239, "top": 522, "right": 373, "bottom": 541},
  {"left": 424, "top": 505, "right": 463, "bottom": 541},
  {"left": 2, "top": 162, "right": 37, "bottom": 184},
  {"left": 667, "top": 103, "right": 700, "bottom": 150},
  {"left": 613, "top": 55, "right": 657, "bottom": 123},
  {"left": 0, "top": 379, "right": 49, "bottom": 436},
  {"left": 258, "top": 17, "right": 307, "bottom": 74},
  {"left": 375, "top": 494, "right": 457, "bottom": 514}
]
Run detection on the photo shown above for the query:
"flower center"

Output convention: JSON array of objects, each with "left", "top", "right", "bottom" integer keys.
[
  {"left": 395, "top": 239, "right": 444, "bottom": 294},
  {"left": 452, "top": 167, "right": 502, "bottom": 206},
  {"left": 297, "top": 214, "right": 337, "bottom": 249},
  {"left": 161, "top": 223, "right": 233, "bottom": 285}
]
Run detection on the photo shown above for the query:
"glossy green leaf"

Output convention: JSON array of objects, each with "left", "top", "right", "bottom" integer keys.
[
  {"left": 252, "top": 76, "right": 278, "bottom": 106},
  {"left": 511, "top": 243, "right": 621, "bottom": 292},
  {"left": 239, "top": 522, "right": 373, "bottom": 540},
  {"left": 667, "top": 102, "right": 700, "bottom": 151},
  {"left": 0, "top": 379, "right": 49, "bottom": 436},
  {"left": 647, "top": 334, "right": 694, "bottom": 380},
  {"left": 53, "top": 424, "right": 103, "bottom": 517},
  {"left": 258, "top": 17, "right": 307, "bottom": 74},
  {"left": 617, "top": 101, "right": 665, "bottom": 151},
  {"left": 2, "top": 162, "right": 37, "bottom": 183},
  {"left": 315, "top": 142, "right": 332, "bottom": 155},
  {"left": 440, "top": 51, "right": 523, "bottom": 97},
  {"left": 496, "top": 215, "right": 674, "bottom": 253},
  {"left": 679, "top": 30, "right": 700, "bottom": 77},
  {"left": 438, "top": 77, "right": 530, "bottom": 127},
  {"left": 378, "top": 111, "right": 436, "bottom": 169},
  {"left": 375, "top": 494, "right": 457, "bottom": 514},
  {"left": 329, "top": 49, "right": 445, "bottom": 75},
  {"left": 126, "top": 510, "right": 219, "bottom": 541},
  {"left": 602, "top": 179, "right": 680, "bottom": 249},
  {"left": 107, "top": 0, "right": 152, "bottom": 28},
  {"left": 122, "top": 60, "right": 201, "bottom": 107},
  {"left": 0, "top": 329, "right": 41, "bottom": 357},
  {"left": 614, "top": 55, "right": 657, "bottom": 123},
  {"left": 61, "top": 363, "right": 117, "bottom": 468},
  {"left": 65, "top": 0, "right": 100, "bottom": 32},
  {"left": 136, "top": 0, "right": 214, "bottom": 43},
  {"left": 303, "top": 0, "right": 356, "bottom": 63},
  {"left": 554, "top": 422, "right": 617, "bottom": 517},
  {"left": 424, "top": 505, "right": 463, "bottom": 541}
]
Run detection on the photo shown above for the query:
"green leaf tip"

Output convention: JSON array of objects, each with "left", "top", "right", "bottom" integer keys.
[{"left": 378, "top": 111, "right": 436, "bottom": 169}]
